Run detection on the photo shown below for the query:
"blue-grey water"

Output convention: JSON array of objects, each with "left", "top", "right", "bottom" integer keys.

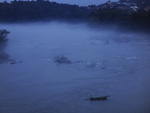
[
  {"left": 0, "top": 22, "right": 150, "bottom": 113},
  {"left": 51, "top": 0, "right": 118, "bottom": 5}
]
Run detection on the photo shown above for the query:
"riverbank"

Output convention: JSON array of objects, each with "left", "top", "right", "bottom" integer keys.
[{"left": 0, "top": 0, "right": 149, "bottom": 28}]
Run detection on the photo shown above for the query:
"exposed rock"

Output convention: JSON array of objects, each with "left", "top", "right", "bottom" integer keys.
[
  {"left": 54, "top": 56, "right": 72, "bottom": 64},
  {"left": 0, "top": 29, "right": 10, "bottom": 41}
]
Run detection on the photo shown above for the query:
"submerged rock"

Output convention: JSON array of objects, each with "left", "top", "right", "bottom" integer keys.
[
  {"left": 0, "top": 52, "right": 10, "bottom": 63},
  {"left": 54, "top": 56, "right": 72, "bottom": 64},
  {"left": 9, "top": 60, "right": 17, "bottom": 64},
  {"left": 85, "top": 62, "right": 101, "bottom": 68}
]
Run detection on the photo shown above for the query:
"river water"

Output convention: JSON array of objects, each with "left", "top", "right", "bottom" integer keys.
[
  {"left": 5, "top": 0, "right": 118, "bottom": 6},
  {"left": 0, "top": 22, "right": 150, "bottom": 113},
  {"left": 51, "top": 0, "right": 118, "bottom": 6}
]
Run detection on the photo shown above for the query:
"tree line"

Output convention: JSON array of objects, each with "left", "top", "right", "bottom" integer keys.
[
  {"left": 0, "top": 0, "right": 149, "bottom": 28},
  {"left": 0, "top": 0, "right": 90, "bottom": 21}
]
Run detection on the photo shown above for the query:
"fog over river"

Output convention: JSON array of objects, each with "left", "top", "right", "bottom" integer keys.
[
  {"left": 51, "top": 0, "right": 118, "bottom": 5},
  {"left": 3, "top": 0, "right": 118, "bottom": 5},
  {"left": 0, "top": 21, "right": 150, "bottom": 113}
]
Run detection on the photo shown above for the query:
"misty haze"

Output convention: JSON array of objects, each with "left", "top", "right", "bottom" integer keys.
[
  {"left": 3, "top": 0, "right": 118, "bottom": 5},
  {"left": 0, "top": 0, "right": 150, "bottom": 113}
]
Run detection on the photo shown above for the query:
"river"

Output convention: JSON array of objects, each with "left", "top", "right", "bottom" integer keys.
[
  {"left": 0, "top": 21, "right": 150, "bottom": 113},
  {"left": 51, "top": 0, "right": 118, "bottom": 6}
]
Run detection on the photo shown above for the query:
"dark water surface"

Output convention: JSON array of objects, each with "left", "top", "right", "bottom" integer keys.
[{"left": 0, "top": 22, "right": 150, "bottom": 113}]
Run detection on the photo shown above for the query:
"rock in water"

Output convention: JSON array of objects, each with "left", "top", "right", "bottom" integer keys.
[
  {"left": 54, "top": 56, "right": 72, "bottom": 64},
  {"left": 0, "top": 29, "right": 10, "bottom": 41}
]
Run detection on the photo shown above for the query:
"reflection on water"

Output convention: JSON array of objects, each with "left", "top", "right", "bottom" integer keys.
[
  {"left": 0, "top": 22, "right": 150, "bottom": 113},
  {"left": 0, "top": 41, "right": 16, "bottom": 64},
  {"left": 0, "top": 41, "right": 10, "bottom": 63}
]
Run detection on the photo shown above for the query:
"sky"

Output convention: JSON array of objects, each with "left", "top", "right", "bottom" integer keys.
[{"left": 1, "top": 0, "right": 118, "bottom": 6}]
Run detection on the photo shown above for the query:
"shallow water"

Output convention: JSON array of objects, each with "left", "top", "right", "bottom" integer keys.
[{"left": 0, "top": 22, "right": 150, "bottom": 113}]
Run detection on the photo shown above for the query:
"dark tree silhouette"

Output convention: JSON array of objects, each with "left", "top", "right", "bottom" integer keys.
[
  {"left": 0, "top": 0, "right": 90, "bottom": 22},
  {"left": 0, "top": 0, "right": 149, "bottom": 28}
]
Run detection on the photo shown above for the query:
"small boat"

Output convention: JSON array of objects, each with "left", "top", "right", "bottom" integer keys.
[{"left": 89, "top": 96, "right": 110, "bottom": 101}]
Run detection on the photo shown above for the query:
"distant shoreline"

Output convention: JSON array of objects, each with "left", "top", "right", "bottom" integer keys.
[{"left": 0, "top": 0, "right": 149, "bottom": 28}]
